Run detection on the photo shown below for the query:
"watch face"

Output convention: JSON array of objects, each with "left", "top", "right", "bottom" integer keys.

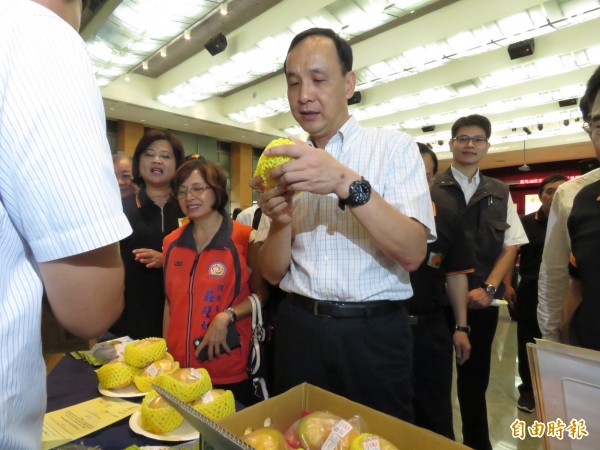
[
  {"left": 485, "top": 285, "right": 497, "bottom": 295},
  {"left": 348, "top": 178, "right": 371, "bottom": 205}
]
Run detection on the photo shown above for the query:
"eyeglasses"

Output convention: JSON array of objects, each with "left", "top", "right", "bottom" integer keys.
[
  {"left": 452, "top": 135, "right": 488, "bottom": 145},
  {"left": 175, "top": 185, "right": 212, "bottom": 199}
]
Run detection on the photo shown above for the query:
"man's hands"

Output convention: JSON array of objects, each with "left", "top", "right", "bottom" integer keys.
[
  {"left": 467, "top": 287, "right": 494, "bottom": 309},
  {"left": 453, "top": 331, "right": 471, "bottom": 365},
  {"left": 252, "top": 137, "right": 358, "bottom": 198}
]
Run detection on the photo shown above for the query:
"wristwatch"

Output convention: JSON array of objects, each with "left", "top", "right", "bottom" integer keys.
[
  {"left": 455, "top": 325, "right": 471, "bottom": 335},
  {"left": 482, "top": 283, "right": 497, "bottom": 296},
  {"left": 225, "top": 307, "right": 237, "bottom": 324},
  {"left": 338, "top": 177, "right": 372, "bottom": 210}
]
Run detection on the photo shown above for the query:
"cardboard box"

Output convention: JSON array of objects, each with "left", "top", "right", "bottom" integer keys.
[{"left": 217, "top": 383, "right": 470, "bottom": 449}]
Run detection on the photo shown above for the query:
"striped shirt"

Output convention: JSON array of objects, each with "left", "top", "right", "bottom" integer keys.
[
  {"left": 279, "top": 116, "right": 436, "bottom": 301},
  {"left": 0, "top": 1, "right": 131, "bottom": 448}
]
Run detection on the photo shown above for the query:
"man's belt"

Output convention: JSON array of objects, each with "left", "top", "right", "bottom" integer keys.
[{"left": 287, "top": 293, "right": 404, "bottom": 318}]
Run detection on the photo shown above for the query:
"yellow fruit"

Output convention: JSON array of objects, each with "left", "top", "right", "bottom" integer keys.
[
  {"left": 96, "top": 360, "right": 138, "bottom": 390},
  {"left": 243, "top": 427, "right": 291, "bottom": 450},
  {"left": 350, "top": 433, "right": 399, "bottom": 450},
  {"left": 124, "top": 337, "right": 167, "bottom": 368},
  {"left": 297, "top": 411, "right": 359, "bottom": 450},
  {"left": 140, "top": 391, "right": 184, "bottom": 434},
  {"left": 190, "top": 389, "right": 235, "bottom": 421},
  {"left": 254, "top": 138, "right": 296, "bottom": 189},
  {"left": 133, "top": 358, "right": 180, "bottom": 393},
  {"left": 157, "top": 367, "right": 212, "bottom": 402}
]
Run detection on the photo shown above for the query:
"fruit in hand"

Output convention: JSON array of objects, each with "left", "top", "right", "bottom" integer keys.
[{"left": 254, "top": 138, "right": 296, "bottom": 189}]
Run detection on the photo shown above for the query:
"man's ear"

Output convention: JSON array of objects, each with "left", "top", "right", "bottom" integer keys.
[{"left": 345, "top": 71, "right": 356, "bottom": 100}]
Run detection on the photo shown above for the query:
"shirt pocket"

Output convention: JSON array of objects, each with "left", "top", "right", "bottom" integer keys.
[{"left": 480, "top": 219, "right": 510, "bottom": 258}]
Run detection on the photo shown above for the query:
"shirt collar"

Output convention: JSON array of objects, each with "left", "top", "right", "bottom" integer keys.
[
  {"left": 177, "top": 211, "right": 233, "bottom": 250},
  {"left": 308, "top": 116, "right": 357, "bottom": 151},
  {"left": 450, "top": 165, "right": 480, "bottom": 186}
]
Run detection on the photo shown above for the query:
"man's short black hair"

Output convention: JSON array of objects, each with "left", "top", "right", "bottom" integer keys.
[
  {"left": 538, "top": 174, "right": 567, "bottom": 197},
  {"left": 284, "top": 28, "right": 353, "bottom": 75},
  {"left": 580, "top": 65, "right": 600, "bottom": 119},
  {"left": 417, "top": 142, "right": 438, "bottom": 175},
  {"left": 451, "top": 114, "right": 492, "bottom": 139}
]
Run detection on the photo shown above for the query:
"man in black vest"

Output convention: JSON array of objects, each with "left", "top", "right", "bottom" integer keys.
[{"left": 431, "top": 114, "right": 528, "bottom": 450}]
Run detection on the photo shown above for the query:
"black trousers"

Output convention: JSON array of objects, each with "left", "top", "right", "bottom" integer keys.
[
  {"left": 516, "top": 278, "right": 541, "bottom": 394},
  {"left": 412, "top": 309, "right": 455, "bottom": 439},
  {"left": 273, "top": 298, "right": 414, "bottom": 422},
  {"left": 456, "top": 307, "right": 498, "bottom": 450}
]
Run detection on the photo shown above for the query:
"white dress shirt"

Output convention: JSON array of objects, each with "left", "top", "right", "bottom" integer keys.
[
  {"left": 0, "top": 2, "right": 131, "bottom": 447},
  {"left": 278, "top": 116, "right": 436, "bottom": 302},
  {"left": 538, "top": 168, "right": 600, "bottom": 341}
]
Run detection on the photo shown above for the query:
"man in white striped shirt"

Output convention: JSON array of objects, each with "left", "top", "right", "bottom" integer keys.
[
  {"left": 0, "top": 1, "right": 132, "bottom": 448},
  {"left": 252, "top": 28, "right": 435, "bottom": 421}
]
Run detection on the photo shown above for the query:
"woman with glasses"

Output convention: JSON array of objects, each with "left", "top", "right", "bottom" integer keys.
[
  {"left": 110, "top": 129, "right": 185, "bottom": 339},
  {"left": 162, "top": 158, "right": 268, "bottom": 405}
]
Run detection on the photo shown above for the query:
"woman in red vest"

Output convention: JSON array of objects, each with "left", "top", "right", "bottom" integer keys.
[{"left": 162, "top": 158, "right": 268, "bottom": 406}]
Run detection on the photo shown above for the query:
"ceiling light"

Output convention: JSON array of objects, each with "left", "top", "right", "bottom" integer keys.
[
  {"left": 184, "top": 29, "right": 191, "bottom": 40},
  {"left": 220, "top": 3, "right": 227, "bottom": 15},
  {"left": 142, "top": 60, "right": 148, "bottom": 70},
  {"left": 124, "top": 73, "right": 130, "bottom": 82},
  {"left": 160, "top": 47, "right": 167, "bottom": 58}
]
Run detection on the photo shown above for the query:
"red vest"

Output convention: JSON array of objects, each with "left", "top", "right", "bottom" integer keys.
[{"left": 163, "top": 216, "right": 252, "bottom": 385}]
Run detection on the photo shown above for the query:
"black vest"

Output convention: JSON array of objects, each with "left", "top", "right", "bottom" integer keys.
[{"left": 431, "top": 168, "right": 510, "bottom": 291}]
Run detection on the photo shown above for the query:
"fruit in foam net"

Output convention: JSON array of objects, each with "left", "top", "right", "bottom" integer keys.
[
  {"left": 190, "top": 389, "right": 235, "bottom": 421},
  {"left": 124, "top": 337, "right": 167, "bottom": 368},
  {"left": 254, "top": 138, "right": 296, "bottom": 189},
  {"left": 96, "top": 360, "right": 138, "bottom": 390},
  {"left": 350, "top": 433, "right": 399, "bottom": 450},
  {"left": 140, "top": 391, "right": 184, "bottom": 434},
  {"left": 297, "top": 411, "right": 359, "bottom": 450},
  {"left": 133, "top": 358, "right": 179, "bottom": 393},
  {"left": 243, "top": 427, "right": 293, "bottom": 450},
  {"left": 157, "top": 367, "right": 212, "bottom": 402}
]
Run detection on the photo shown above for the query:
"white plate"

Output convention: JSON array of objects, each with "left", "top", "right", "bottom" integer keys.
[
  {"left": 129, "top": 411, "right": 199, "bottom": 442},
  {"left": 98, "top": 383, "right": 146, "bottom": 398}
]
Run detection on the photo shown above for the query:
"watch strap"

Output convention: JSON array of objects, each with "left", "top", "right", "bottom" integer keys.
[{"left": 455, "top": 325, "right": 471, "bottom": 335}]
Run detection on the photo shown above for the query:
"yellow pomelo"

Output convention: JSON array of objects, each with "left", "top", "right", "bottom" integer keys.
[
  {"left": 156, "top": 367, "right": 212, "bottom": 403},
  {"left": 124, "top": 337, "right": 167, "bottom": 368},
  {"left": 254, "top": 138, "right": 296, "bottom": 189},
  {"left": 133, "top": 358, "right": 180, "bottom": 393},
  {"left": 190, "top": 389, "right": 235, "bottom": 421},
  {"left": 96, "top": 360, "right": 138, "bottom": 390},
  {"left": 140, "top": 391, "right": 184, "bottom": 434},
  {"left": 243, "top": 427, "right": 291, "bottom": 450},
  {"left": 350, "top": 433, "right": 399, "bottom": 450}
]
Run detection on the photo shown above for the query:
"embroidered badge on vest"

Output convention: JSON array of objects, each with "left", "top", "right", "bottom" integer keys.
[
  {"left": 208, "top": 262, "right": 226, "bottom": 278},
  {"left": 427, "top": 252, "right": 442, "bottom": 269}
]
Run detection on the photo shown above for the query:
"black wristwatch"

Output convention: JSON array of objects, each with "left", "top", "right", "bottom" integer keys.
[
  {"left": 482, "top": 283, "right": 497, "bottom": 296},
  {"left": 455, "top": 325, "right": 471, "bottom": 335},
  {"left": 338, "top": 177, "right": 372, "bottom": 210}
]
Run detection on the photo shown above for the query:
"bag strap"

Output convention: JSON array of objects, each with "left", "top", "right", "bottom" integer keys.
[
  {"left": 249, "top": 294, "right": 265, "bottom": 343},
  {"left": 251, "top": 207, "right": 263, "bottom": 230}
]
